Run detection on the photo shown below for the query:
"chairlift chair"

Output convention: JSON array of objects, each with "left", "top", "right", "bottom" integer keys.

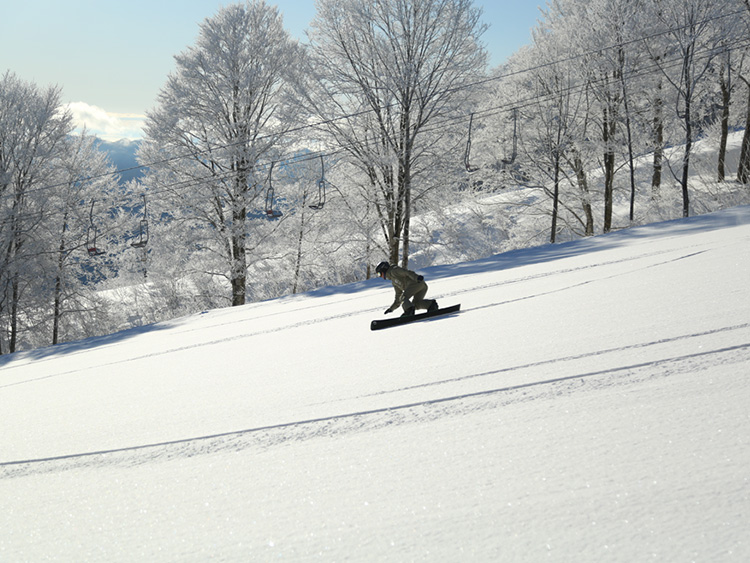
[
  {"left": 86, "top": 226, "right": 105, "bottom": 257},
  {"left": 309, "top": 155, "right": 327, "bottom": 210},
  {"left": 86, "top": 199, "right": 105, "bottom": 256},
  {"left": 131, "top": 194, "right": 149, "bottom": 248},
  {"left": 501, "top": 108, "right": 518, "bottom": 167},
  {"left": 264, "top": 162, "right": 283, "bottom": 219},
  {"left": 131, "top": 219, "right": 149, "bottom": 248},
  {"left": 265, "top": 187, "right": 283, "bottom": 219},
  {"left": 308, "top": 179, "right": 326, "bottom": 211},
  {"left": 464, "top": 113, "right": 479, "bottom": 173}
]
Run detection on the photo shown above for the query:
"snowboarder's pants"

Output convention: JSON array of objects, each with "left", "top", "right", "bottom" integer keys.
[{"left": 401, "top": 281, "right": 431, "bottom": 312}]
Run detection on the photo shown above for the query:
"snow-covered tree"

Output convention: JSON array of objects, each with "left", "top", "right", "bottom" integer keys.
[
  {"left": 648, "top": 0, "right": 734, "bottom": 216},
  {"left": 0, "top": 72, "right": 72, "bottom": 353},
  {"left": 732, "top": 0, "right": 750, "bottom": 184},
  {"left": 47, "top": 133, "right": 120, "bottom": 345},
  {"left": 307, "top": 0, "right": 488, "bottom": 267},
  {"left": 507, "top": 0, "right": 746, "bottom": 233},
  {"left": 139, "top": 0, "right": 304, "bottom": 306}
]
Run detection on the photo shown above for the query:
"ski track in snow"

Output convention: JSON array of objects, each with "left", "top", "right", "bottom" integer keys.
[
  {"left": 3, "top": 321, "right": 747, "bottom": 475},
  {"left": 2, "top": 206, "right": 749, "bottom": 562}
]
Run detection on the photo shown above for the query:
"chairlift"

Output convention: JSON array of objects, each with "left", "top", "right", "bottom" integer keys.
[
  {"left": 131, "top": 194, "right": 149, "bottom": 248},
  {"left": 464, "top": 113, "right": 479, "bottom": 173},
  {"left": 501, "top": 108, "right": 518, "bottom": 166},
  {"left": 265, "top": 162, "right": 282, "bottom": 219},
  {"left": 309, "top": 155, "right": 327, "bottom": 210},
  {"left": 86, "top": 199, "right": 105, "bottom": 257}
]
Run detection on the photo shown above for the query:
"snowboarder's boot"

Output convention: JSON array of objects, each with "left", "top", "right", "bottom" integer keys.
[
  {"left": 401, "top": 306, "right": 415, "bottom": 317},
  {"left": 428, "top": 300, "right": 439, "bottom": 313}
]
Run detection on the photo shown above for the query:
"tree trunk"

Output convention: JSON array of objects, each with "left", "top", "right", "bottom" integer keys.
[
  {"left": 230, "top": 175, "right": 247, "bottom": 307},
  {"left": 292, "top": 206, "right": 307, "bottom": 294},
  {"left": 651, "top": 79, "right": 664, "bottom": 198},
  {"left": 618, "top": 47, "right": 636, "bottom": 222},
  {"left": 603, "top": 107, "right": 615, "bottom": 233},
  {"left": 400, "top": 153, "right": 412, "bottom": 269},
  {"left": 386, "top": 168, "right": 402, "bottom": 266},
  {"left": 10, "top": 274, "right": 18, "bottom": 353},
  {"left": 737, "top": 83, "right": 750, "bottom": 184},
  {"left": 230, "top": 249, "right": 246, "bottom": 306},
  {"left": 622, "top": 96, "right": 636, "bottom": 222},
  {"left": 398, "top": 106, "right": 413, "bottom": 269},
  {"left": 8, "top": 199, "right": 22, "bottom": 353},
  {"left": 681, "top": 96, "right": 692, "bottom": 218},
  {"left": 718, "top": 65, "right": 731, "bottom": 183},
  {"left": 52, "top": 264, "right": 64, "bottom": 345},
  {"left": 550, "top": 149, "right": 561, "bottom": 244},
  {"left": 401, "top": 201, "right": 410, "bottom": 269},
  {"left": 52, "top": 274, "right": 62, "bottom": 345},
  {"left": 572, "top": 151, "right": 594, "bottom": 236},
  {"left": 52, "top": 213, "right": 70, "bottom": 345}
]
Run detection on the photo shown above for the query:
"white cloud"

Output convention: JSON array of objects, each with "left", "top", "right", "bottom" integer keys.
[{"left": 66, "top": 101, "right": 145, "bottom": 141}]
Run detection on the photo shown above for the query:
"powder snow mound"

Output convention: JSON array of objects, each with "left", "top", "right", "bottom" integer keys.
[{"left": 2, "top": 205, "right": 750, "bottom": 561}]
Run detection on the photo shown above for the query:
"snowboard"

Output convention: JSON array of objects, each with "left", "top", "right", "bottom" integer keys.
[{"left": 370, "top": 304, "right": 461, "bottom": 331}]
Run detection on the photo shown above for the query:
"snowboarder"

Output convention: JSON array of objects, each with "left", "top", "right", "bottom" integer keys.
[{"left": 375, "top": 261, "right": 439, "bottom": 317}]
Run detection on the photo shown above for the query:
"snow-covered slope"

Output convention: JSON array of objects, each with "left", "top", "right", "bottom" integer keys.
[{"left": 2, "top": 206, "right": 749, "bottom": 561}]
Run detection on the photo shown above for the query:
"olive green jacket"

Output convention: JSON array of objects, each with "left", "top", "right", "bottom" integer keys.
[{"left": 384, "top": 265, "right": 423, "bottom": 312}]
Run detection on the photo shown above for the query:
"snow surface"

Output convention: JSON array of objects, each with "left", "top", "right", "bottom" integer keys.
[{"left": 2, "top": 206, "right": 750, "bottom": 561}]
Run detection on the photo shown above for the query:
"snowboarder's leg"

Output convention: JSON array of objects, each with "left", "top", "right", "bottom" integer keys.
[{"left": 403, "top": 282, "right": 430, "bottom": 311}]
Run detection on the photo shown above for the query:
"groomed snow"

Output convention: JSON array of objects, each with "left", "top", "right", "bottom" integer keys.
[{"left": 2, "top": 206, "right": 749, "bottom": 561}]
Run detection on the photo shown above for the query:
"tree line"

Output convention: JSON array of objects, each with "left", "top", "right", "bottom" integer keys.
[
  {"left": 488, "top": 0, "right": 750, "bottom": 241},
  {"left": 2, "top": 0, "right": 749, "bottom": 353}
]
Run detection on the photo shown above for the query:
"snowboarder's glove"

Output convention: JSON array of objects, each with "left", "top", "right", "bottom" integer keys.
[
  {"left": 384, "top": 308, "right": 393, "bottom": 315},
  {"left": 417, "top": 275, "right": 424, "bottom": 282}
]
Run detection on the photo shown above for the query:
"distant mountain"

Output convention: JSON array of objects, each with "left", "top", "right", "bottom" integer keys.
[{"left": 94, "top": 138, "right": 144, "bottom": 185}]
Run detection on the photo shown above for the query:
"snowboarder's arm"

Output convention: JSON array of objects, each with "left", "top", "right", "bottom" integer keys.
[{"left": 386, "top": 288, "right": 403, "bottom": 313}]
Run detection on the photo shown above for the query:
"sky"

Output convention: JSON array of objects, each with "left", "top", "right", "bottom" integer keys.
[{"left": 1, "top": 0, "right": 542, "bottom": 141}]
